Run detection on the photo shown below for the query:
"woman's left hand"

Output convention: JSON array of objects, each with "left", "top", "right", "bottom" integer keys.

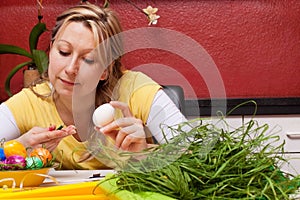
[{"left": 95, "top": 101, "right": 147, "bottom": 152}]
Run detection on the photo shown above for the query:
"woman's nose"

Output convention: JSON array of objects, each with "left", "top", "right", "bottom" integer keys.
[{"left": 65, "top": 57, "right": 80, "bottom": 75}]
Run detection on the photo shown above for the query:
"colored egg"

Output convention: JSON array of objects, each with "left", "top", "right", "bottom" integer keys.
[
  {"left": 4, "top": 155, "right": 26, "bottom": 170},
  {"left": 26, "top": 157, "right": 43, "bottom": 169},
  {"left": 92, "top": 103, "right": 115, "bottom": 127},
  {"left": 30, "top": 148, "right": 52, "bottom": 166},
  {"left": 3, "top": 140, "right": 27, "bottom": 158},
  {"left": 0, "top": 148, "right": 6, "bottom": 161}
]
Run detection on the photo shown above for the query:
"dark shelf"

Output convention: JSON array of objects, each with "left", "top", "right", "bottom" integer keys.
[{"left": 185, "top": 97, "right": 300, "bottom": 117}]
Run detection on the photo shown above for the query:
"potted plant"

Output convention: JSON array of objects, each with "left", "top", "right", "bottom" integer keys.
[{"left": 0, "top": 21, "right": 49, "bottom": 97}]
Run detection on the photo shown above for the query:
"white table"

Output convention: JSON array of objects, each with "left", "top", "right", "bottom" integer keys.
[{"left": 41, "top": 169, "right": 115, "bottom": 186}]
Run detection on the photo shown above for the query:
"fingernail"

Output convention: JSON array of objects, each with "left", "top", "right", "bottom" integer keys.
[
  {"left": 48, "top": 125, "right": 56, "bottom": 131},
  {"left": 70, "top": 125, "right": 76, "bottom": 129},
  {"left": 99, "top": 128, "right": 105, "bottom": 133}
]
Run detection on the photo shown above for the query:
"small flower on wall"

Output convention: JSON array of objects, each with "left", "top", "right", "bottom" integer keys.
[
  {"left": 142, "top": 5, "right": 160, "bottom": 25},
  {"left": 103, "top": 0, "right": 160, "bottom": 25}
]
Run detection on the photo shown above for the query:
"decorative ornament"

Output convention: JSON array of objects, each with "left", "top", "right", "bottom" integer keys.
[
  {"left": 142, "top": 6, "right": 160, "bottom": 25},
  {"left": 26, "top": 157, "right": 43, "bottom": 169}
]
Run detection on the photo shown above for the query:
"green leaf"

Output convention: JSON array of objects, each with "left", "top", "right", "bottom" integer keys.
[
  {"left": 5, "top": 61, "right": 33, "bottom": 96},
  {"left": 29, "top": 22, "right": 47, "bottom": 53},
  {"left": 0, "top": 44, "right": 32, "bottom": 58},
  {"left": 103, "top": 0, "right": 110, "bottom": 8},
  {"left": 32, "top": 49, "right": 48, "bottom": 73}
]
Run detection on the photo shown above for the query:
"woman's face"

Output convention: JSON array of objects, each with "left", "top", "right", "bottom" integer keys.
[{"left": 48, "top": 22, "right": 106, "bottom": 98}]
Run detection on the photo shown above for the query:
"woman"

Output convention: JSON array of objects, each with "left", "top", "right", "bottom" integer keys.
[{"left": 0, "top": 3, "right": 186, "bottom": 169}]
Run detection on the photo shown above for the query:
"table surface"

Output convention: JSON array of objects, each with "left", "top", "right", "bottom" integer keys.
[{"left": 41, "top": 168, "right": 115, "bottom": 186}]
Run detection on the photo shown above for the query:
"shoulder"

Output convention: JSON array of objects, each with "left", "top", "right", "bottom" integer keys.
[
  {"left": 120, "top": 70, "right": 159, "bottom": 89},
  {"left": 27, "top": 81, "right": 52, "bottom": 96},
  {"left": 3, "top": 82, "right": 56, "bottom": 134},
  {"left": 115, "top": 71, "right": 162, "bottom": 123},
  {"left": 121, "top": 70, "right": 153, "bottom": 80},
  {"left": 5, "top": 81, "right": 52, "bottom": 107},
  {"left": 117, "top": 70, "right": 161, "bottom": 100}
]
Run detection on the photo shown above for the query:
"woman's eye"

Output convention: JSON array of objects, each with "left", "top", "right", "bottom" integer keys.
[
  {"left": 59, "top": 50, "right": 70, "bottom": 56},
  {"left": 83, "top": 58, "right": 95, "bottom": 64}
]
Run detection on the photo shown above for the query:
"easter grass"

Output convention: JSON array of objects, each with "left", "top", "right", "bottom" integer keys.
[{"left": 94, "top": 101, "right": 300, "bottom": 200}]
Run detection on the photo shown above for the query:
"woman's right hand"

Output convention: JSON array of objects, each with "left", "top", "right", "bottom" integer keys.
[{"left": 15, "top": 125, "right": 76, "bottom": 152}]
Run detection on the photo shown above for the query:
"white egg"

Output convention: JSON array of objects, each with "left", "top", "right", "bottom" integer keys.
[{"left": 92, "top": 103, "right": 115, "bottom": 127}]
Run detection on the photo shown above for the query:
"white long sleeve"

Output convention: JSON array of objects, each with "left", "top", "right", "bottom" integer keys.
[
  {"left": 146, "top": 89, "right": 187, "bottom": 144},
  {"left": 0, "top": 103, "right": 20, "bottom": 141}
]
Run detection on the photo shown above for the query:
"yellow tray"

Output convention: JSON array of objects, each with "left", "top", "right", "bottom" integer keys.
[
  {"left": 0, "top": 181, "right": 117, "bottom": 200},
  {"left": 0, "top": 168, "right": 50, "bottom": 188},
  {"left": 0, "top": 178, "right": 175, "bottom": 200}
]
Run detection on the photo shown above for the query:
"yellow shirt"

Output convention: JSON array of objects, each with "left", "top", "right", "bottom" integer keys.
[{"left": 5, "top": 71, "right": 161, "bottom": 169}]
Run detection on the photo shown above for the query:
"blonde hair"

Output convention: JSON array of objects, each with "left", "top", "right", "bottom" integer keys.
[{"left": 33, "top": 3, "right": 124, "bottom": 105}]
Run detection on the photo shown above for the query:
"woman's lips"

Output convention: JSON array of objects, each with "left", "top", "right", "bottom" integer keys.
[{"left": 59, "top": 78, "right": 77, "bottom": 86}]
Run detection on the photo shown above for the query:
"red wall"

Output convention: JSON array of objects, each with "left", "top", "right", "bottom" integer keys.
[{"left": 1, "top": 0, "right": 300, "bottom": 101}]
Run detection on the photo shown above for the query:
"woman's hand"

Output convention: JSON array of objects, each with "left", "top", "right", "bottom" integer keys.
[
  {"left": 96, "top": 101, "right": 147, "bottom": 152},
  {"left": 16, "top": 125, "right": 76, "bottom": 151}
]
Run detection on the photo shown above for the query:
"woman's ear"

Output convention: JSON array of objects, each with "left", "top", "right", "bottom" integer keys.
[
  {"left": 100, "top": 69, "right": 108, "bottom": 80},
  {"left": 49, "top": 41, "right": 54, "bottom": 49},
  {"left": 100, "top": 61, "right": 114, "bottom": 80}
]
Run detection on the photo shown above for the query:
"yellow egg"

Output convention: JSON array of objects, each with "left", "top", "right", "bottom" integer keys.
[
  {"left": 92, "top": 103, "right": 115, "bottom": 127},
  {"left": 3, "top": 140, "right": 27, "bottom": 158}
]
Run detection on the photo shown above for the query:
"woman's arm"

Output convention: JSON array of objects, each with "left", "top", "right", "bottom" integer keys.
[
  {"left": 0, "top": 103, "right": 21, "bottom": 140},
  {"left": 146, "top": 89, "right": 187, "bottom": 144},
  {"left": 0, "top": 103, "right": 76, "bottom": 151}
]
